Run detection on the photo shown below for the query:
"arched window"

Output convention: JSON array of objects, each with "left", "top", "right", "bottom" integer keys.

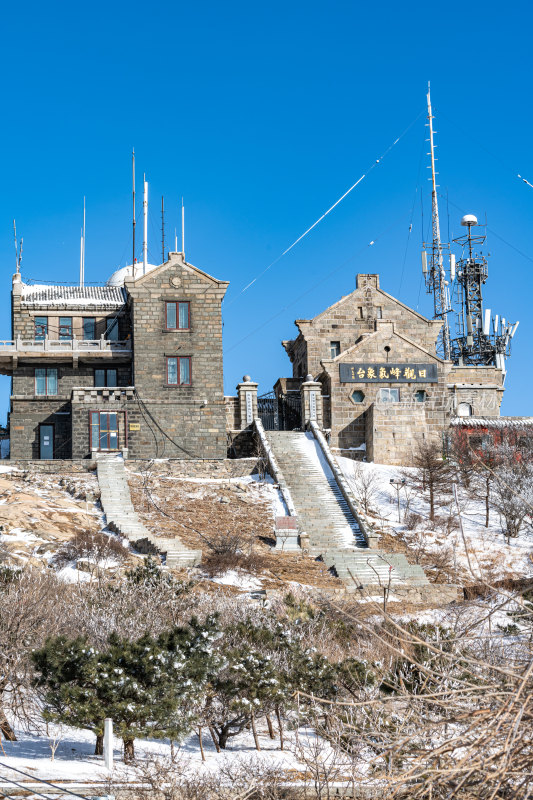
[{"left": 457, "top": 402, "right": 473, "bottom": 417}]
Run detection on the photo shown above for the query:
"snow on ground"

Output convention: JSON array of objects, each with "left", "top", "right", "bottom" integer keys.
[
  {"left": 210, "top": 569, "right": 263, "bottom": 591},
  {"left": 0, "top": 720, "right": 329, "bottom": 785},
  {"left": 336, "top": 456, "right": 533, "bottom": 582}
]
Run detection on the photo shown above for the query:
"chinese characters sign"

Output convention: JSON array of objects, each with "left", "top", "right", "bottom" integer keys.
[{"left": 339, "top": 363, "right": 438, "bottom": 383}]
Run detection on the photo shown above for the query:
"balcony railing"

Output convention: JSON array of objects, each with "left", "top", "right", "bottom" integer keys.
[{"left": 0, "top": 337, "right": 132, "bottom": 354}]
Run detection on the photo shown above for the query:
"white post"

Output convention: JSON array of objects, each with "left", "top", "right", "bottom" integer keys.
[
  {"left": 143, "top": 177, "right": 148, "bottom": 275},
  {"left": 104, "top": 718, "right": 113, "bottom": 771}
]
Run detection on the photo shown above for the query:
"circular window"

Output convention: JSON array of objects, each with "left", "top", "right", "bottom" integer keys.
[
  {"left": 415, "top": 390, "right": 427, "bottom": 402},
  {"left": 351, "top": 390, "right": 365, "bottom": 404}
]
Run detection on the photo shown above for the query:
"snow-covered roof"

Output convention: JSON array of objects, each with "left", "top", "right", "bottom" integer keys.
[
  {"left": 21, "top": 283, "right": 126, "bottom": 308},
  {"left": 451, "top": 416, "right": 533, "bottom": 429},
  {"left": 107, "top": 263, "right": 159, "bottom": 287}
]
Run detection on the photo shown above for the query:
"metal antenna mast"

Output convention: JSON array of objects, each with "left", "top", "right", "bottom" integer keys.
[
  {"left": 422, "top": 83, "right": 452, "bottom": 359},
  {"left": 132, "top": 149, "right": 136, "bottom": 266},
  {"left": 161, "top": 196, "right": 165, "bottom": 264}
]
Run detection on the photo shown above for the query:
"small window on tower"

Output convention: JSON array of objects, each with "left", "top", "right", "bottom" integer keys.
[
  {"left": 457, "top": 402, "right": 473, "bottom": 417},
  {"left": 376, "top": 306, "right": 383, "bottom": 319},
  {"left": 357, "top": 307, "right": 364, "bottom": 319},
  {"left": 351, "top": 390, "right": 365, "bottom": 404},
  {"left": 330, "top": 341, "right": 341, "bottom": 358},
  {"left": 415, "top": 390, "right": 427, "bottom": 402},
  {"left": 378, "top": 388, "right": 399, "bottom": 403}
]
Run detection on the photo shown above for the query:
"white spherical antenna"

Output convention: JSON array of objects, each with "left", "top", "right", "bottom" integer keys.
[{"left": 461, "top": 214, "right": 478, "bottom": 227}]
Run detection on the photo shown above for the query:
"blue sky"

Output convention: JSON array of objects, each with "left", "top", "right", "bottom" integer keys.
[{"left": 1, "top": 0, "right": 532, "bottom": 423}]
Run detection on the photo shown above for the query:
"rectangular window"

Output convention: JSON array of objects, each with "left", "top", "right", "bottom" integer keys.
[
  {"left": 167, "top": 356, "right": 191, "bottom": 385},
  {"left": 90, "top": 411, "right": 120, "bottom": 451},
  {"left": 34, "top": 317, "right": 48, "bottom": 341},
  {"left": 376, "top": 306, "right": 383, "bottom": 319},
  {"left": 59, "top": 317, "right": 73, "bottom": 340},
  {"left": 357, "top": 307, "right": 364, "bottom": 319},
  {"left": 330, "top": 341, "right": 341, "bottom": 359},
  {"left": 35, "top": 368, "right": 58, "bottom": 396},
  {"left": 106, "top": 319, "right": 119, "bottom": 341},
  {"left": 83, "top": 317, "right": 96, "bottom": 340},
  {"left": 378, "top": 387, "right": 399, "bottom": 403},
  {"left": 166, "top": 301, "right": 190, "bottom": 330},
  {"left": 94, "top": 369, "right": 118, "bottom": 387}
]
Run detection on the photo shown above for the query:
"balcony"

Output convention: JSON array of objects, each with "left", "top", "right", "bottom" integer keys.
[{"left": 0, "top": 337, "right": 132, "bottom": 374}]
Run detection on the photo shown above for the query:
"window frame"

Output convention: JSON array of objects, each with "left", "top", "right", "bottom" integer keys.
[
  {"left": 165, "top": 301, "right": 191, "bottom": 331},
  {"left": 83, "top": 317, "right": 96, "bottom": 341},
  {"left": 90, "top": 410, "right": 126, "bottom": 452},
  {"left": 34, "top": 316, "right": 48, "bottom": 341},
  {"left": 351, "top": 389, "right": 365, "bottom": 404},
  {"left": 378, "top": 387, "right": 400, "bottom": 403},
  {"left": 35, "top": 368, "right": 58, "bottom": 396},
  {"left": 94, "top": 368, "right": 119, "bottom": 387},
  {"left": 58, "top": 317, "right": 73, "bottom": 340},
  {"left": 166, "top": 356, "right": 192, "bottom": 386},
  {"left": 330, "top": 341, "right": 341, "bottom": 359}
]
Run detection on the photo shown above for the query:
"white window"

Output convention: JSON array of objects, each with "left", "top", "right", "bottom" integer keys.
[
  {"left": 378, "top": 388, "right": 399, "bottom": 403},
  {"left": 457, "top": 402, "right": 473, "bottom": 417}
]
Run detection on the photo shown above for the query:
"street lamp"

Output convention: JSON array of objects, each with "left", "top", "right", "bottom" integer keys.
[{"left": 390, "top": 478, "right": 406, "bottom": 523}]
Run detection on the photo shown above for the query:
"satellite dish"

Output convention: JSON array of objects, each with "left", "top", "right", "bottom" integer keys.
[{"left": 461, "top": 214, "right": 478, "bottom": 227}]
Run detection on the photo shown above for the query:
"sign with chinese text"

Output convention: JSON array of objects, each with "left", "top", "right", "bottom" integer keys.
[
  {"left": 339, "top": 363, "right": 438, "bottom": 383},
  {"left": 129, "top": 423, "right": 141, "bottom": 431}
]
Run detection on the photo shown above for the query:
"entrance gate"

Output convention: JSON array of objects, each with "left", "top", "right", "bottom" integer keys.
[{"left": 257, "top": 391, "right": 301, "bottom": 431}]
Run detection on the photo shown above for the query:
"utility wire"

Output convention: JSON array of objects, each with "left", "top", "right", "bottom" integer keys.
[
  {"left": 225, "top": 209, "right": 411, "bottom": 354},
  {"left": 225, "top": 108, "right": 425, "bottom": 308},
  {"left": 0, "top": 765, "right": 87, "bottom": 800}
]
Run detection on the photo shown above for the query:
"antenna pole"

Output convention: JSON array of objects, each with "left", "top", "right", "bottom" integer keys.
[
  {"left": 143, "top": 175, "right": 148, "bottom": 275},
  {"left": 161, "top": 196, "right": 165, "bottom": 264},
  {"left": 426, "top": 83, "right": 451, "bottom": 359},
  {"left": 13, "top": 220, "right": 19, "bottom": 273},
  {"left": 82, "top": 196, "right": 86, "bottom": 287},
  {"left": 132, "top": 149, "right": 136, "bottom": 266},
  {"left": 80, "top": 228, "right": 84, "bottom": 288},
  {"left": 181, "top": 197, "right": 185, "bottom": 259}
]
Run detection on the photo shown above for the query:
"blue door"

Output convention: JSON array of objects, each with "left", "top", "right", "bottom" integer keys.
[{"left": 39, "top": 425, "right": 54, "bottom": 459}]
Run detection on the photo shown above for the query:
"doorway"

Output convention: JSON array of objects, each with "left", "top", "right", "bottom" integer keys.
[{"left": 39, "top": 424, "right": 54, "bottom": 459}]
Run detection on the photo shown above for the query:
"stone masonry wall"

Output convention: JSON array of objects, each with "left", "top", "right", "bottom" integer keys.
[
  {"left": 283, "top": 274, "right": 442, "bottom": 379},
  {"left": 125, "top": 254, "right": 229, "bottom": 460}
]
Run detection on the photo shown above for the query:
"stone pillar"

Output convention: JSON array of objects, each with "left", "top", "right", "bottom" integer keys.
[
  {"left": 237, "top": 376, "right": 258, "bottom": 429},
  {"left": 300, "top": 375, "right": 323, "bottom": 429}
]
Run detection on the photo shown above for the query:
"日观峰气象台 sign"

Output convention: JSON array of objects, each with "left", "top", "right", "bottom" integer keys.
[{"left": 339, "top": 363, "right": 438, "bottom": 383}]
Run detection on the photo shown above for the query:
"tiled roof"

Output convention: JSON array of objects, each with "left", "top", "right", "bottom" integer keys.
[
  {"left": 451, "top": 417, "right": 533, "bottom": 429},
  {"left": 21, "top": 284, "right": 126, "bottom": 308}
]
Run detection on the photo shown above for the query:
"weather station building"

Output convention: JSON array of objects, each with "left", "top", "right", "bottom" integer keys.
[{"left": 2, "top": 181, "right": 229, "bottom": 461}]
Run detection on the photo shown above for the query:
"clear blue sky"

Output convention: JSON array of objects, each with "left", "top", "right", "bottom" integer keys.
[{"left": 1, "top": 0, "right": 532, "bottom": 424}]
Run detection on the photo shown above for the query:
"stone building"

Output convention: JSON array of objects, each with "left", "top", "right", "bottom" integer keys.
[
  {"left": 280, "top": 274, "right": 505, "bottom": 465},
  {"left": 2, "top": 252, "right": 228, "bottom": 460}
]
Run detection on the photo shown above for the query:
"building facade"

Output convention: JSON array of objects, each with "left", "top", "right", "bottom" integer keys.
[
  {"left": 280, "top": 274, "right": 505, "bottom": 465},
  {"left": 3, "top": 253, "right": 229, "bottom": 460}
]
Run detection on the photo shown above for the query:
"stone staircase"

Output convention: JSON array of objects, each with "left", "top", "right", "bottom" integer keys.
[
  {"left": 264, "top": 431, "right": 429, "bottom": 591},
  {"left": 96, "top": 455, "right": 202, "bottom": 569}
]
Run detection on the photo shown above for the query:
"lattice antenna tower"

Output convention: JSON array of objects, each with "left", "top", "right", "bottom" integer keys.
[
  {"left": 421, "top": 83, "right": 452, "bottom": 360},
  {"left": 450, "top": 215, "right": 518, "bottom": 374}
]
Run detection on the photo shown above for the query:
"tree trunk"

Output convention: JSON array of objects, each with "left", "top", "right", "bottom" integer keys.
[
  {"left": 266, "top": 715, "right": 275, "bottom": 740},
  {"left": 123, "top": 738, "right": 135, "bottom": 763},
  {"left": 429, "top": 481, "right": 434, "bottom": 521},
  {"left": 485, "top": 477, "right": 490, "bottom": 528},
  {"left": 0, "top": 707, "right": 17, "bottom": 742},
  {"left": 250, "top": 711, "right": 260, "bottom": 751},
  {"left": 198, "top": 727, "right": 205, "bottom": 762},
  {"left": 218, "top": 725, "right": 231, "bottom": 750},
  {"left": 208, "top": 724, "right": 221, "bottom": 753},
  {"left": 275, "top": 706, "right": 284, "bottom": 751},
  {"left": 94, "top": 733, "right": 104, "bottom": 756}
]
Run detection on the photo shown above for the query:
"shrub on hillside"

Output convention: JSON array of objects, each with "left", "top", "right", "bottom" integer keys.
[{"left": 52, "top": 530, "right": 127, "bottom": 569}]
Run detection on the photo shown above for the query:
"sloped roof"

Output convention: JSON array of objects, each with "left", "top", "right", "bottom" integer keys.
[{"left": 21, "top": 283, "right": 126, "bottom": 308}]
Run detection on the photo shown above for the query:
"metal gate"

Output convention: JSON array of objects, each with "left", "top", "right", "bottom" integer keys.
[{"left": 257, "top": 391, "right": 301, "bottom": 431}]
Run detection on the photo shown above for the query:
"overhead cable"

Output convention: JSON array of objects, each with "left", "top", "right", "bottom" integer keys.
[{"left": 225, "top": 108, "right": 425, "bottom": 307}]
